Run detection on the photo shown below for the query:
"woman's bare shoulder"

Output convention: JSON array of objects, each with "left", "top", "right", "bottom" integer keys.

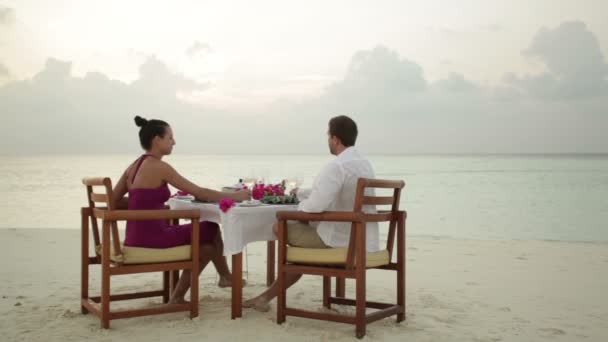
[{"left": 149, "top": 158, "right": 176, "bottom": 174}]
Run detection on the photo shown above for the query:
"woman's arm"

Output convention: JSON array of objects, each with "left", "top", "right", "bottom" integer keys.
[{"left": 161, "top": 162, "right": 250, "bottom": 202}]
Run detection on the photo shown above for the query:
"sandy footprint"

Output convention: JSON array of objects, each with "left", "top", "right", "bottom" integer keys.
[{"left": 538, "top": 327, "right": 566, "bottom": 337}]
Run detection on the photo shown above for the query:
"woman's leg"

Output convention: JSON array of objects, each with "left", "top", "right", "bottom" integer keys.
[
  {"left": 212, "top": 230, "right": 248, "bottom": 288},
  {"left": 169, "top": 243, "right": 216, "bottom": 304},
  {"left": 211, "top": 230, "right": 231, "bottom": 277}
]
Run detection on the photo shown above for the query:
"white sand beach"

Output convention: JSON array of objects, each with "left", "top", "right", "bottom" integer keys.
[{"left": 1, "top": 228, "right": 607, "bottom": 341}]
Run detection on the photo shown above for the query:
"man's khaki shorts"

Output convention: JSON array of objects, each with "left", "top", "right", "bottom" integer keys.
[{"left": 285, "top": 220, "right": 328, "bottom": 248}]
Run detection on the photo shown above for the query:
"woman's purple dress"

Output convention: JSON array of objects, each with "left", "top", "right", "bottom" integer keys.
[{"left": 124, "top": 154, "right": 218, "bottom": 248}]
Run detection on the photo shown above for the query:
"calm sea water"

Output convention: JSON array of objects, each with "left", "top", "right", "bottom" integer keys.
[{"left": 1, "top": 154, "right": 607, "bottom": 242}]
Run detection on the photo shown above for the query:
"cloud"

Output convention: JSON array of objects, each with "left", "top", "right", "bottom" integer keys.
[
  {"left": 429, "top": 24, "right": 505, "bottom": 36},
  {"left": 32, "top": 58, "right": 72, "bottom": 83},
  {"left": 506, "top": 21, "right": 608, "bottom": 100},
  {"left": 0, "top": 56, "right": 218, "bottom": 154},
  {"left": 0, "top": 6, "right": 14, "bottom": 26},
  {"left": 432, "top": 72, "right": 478, "bottom": 92},
  {"left": 1, "top": 22, "right": 607, "bottom": 155},
  {"left": 481, "top": 24, "right": 504, "bottom": 32},
  {"left": 186, "top": 41, "right": 213, "bottom": 58},
  {"left": 327, "top": 45, "right": 426, "bottom": 97},
  {"left": 272, "top": 43, "right": 607, "bottom": 154},
  {"left": 132, "top": 55, "right": 210, "bottom": 93}
]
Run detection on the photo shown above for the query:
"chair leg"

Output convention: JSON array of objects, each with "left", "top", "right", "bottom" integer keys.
[
  {"left": 336, "top": 277, "right": 345, "bottom": 297},
  {"left": 355, "top": 222, "right": 366, "bottom": 339},
  {"left": 101, "top": 221, "right": 111, "bottom": 329},
  {"left": 101, "top": 265, "right": 110, "bottom": 328},
  {"left": 81, "top": 210, "right": 89, "bottom": 314},
  {"left": 322, "top": 276, "right": 331, "bottom": 308},
  {"left": 355, "top": 272, "right": 366, "bottom": 338},
  {"left": 191, "top": 259, "right": 199, "bottom": 318},
  {"left": 267, "top": 241, "right": 276, "bottom": 286},
  {"left": 81, "top": 260, "right": 90, "bottom": 315},
  {"left": 397, "top": 213, "right": 406, "bottom": 322},
  {"left": 277, "top": 268, "right": 286, "bottom": 324},
  {"left": 396, "top": 258, "right": 405, "bottom": 323},
  {"left": 397, "top": 268, "right": 405, "bottom": 322},
  {"left": 81, "top": 263, "right": 89, "bottom": 314},
  {"left": 162, "top": 271, "right": 170, "bottom": 304}
]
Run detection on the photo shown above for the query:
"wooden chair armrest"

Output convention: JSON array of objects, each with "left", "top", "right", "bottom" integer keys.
[
  {"left": 276, "top": 210, "right": 365, "bottom": 222},
  {"left": 93, "top": 208, "right": 200, "bottom": 221},
  {"left": 82, "top": 177, "right": 111, "bottom": 187}
]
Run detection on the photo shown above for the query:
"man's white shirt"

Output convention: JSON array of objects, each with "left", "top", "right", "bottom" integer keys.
[{"left": 297, "top": 147, "right": 379, "bottom": 252}]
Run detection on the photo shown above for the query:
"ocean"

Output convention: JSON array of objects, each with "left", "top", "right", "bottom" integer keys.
[{"left": 1, "top": 154, "right": 607, "bottom": 243}]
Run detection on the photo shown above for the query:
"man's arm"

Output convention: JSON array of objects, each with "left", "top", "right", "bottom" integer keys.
[
  {"left": 297, "top": 163, "right": 343, "bottom": 213},
  {"left": 292, "top": 187, "right": 312, "bottom": 200},
  {"left": 161, "top": 162, "right": 250, "bottom": 202}
]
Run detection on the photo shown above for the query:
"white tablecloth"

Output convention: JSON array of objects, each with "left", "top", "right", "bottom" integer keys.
[{"left": 167, "top": 198, "right": 297, "bottom": 256}]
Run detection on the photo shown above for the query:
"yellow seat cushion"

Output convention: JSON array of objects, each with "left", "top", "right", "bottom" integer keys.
[
  {"left": 286, "top": 247, "right": 390, "bottom": 268},
  {"left": 95, "top": 244, "right": 191, "bottom": 264}
]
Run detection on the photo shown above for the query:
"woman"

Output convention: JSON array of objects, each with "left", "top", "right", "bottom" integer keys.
[{"left": 112, "top": 115, "right": 251, "bottom": 304}]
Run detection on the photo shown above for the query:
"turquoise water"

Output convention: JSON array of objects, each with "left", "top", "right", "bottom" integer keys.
[{"left": 1, "top": 154, "right": 607, "bottom": 242}]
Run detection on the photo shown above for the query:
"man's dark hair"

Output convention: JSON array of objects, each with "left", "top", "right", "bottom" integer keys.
[{"left": 328, "top": 115, "right": 358, "bottom": 147}]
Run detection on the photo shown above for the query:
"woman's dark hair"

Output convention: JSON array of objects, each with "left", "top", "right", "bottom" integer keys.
[
  {"left": 134, "top": 115, "right": 169, "bottom": 150},
  {"left": 328, "top": 115, "right": 358, "bottom": 147}
]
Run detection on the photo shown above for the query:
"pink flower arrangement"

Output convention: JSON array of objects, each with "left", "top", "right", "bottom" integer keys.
[
  {"left": 266, "top": 184, "right": 285, "bottom": 196},
  {"left": 219, "top": 198, "right": 236, "bottom": 212},
  {"left": 252, "top": 184, "right": 265, "bottom": 200},
  {"left": 252, "top": 183, "right": 285, "bottom": 200}
]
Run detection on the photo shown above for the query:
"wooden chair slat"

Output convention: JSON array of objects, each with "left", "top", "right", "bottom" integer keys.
[
  {"left": 360, "top": 178, "right": 405, "bottom": 189},
  {"left": 90, "top": 193, "right": 109, "bottom": 203},
  {"left": 361, "top": 196, "right": 394, "bottom": 205}
]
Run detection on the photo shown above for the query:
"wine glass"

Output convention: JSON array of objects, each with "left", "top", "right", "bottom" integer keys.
[
  {"left": 243, "top": 169, "right": 256, "bottom": 188},
  {"left": 295, "top": 176, "right": 303, "bottom": 188},
  {"left": 242, "top": 177, "right": 255, "bottom": 189},
  {"left": 286, "top": 178, "right": 298, "bottom": 189},
  {"left": 286, "top": 176, "right": 303, "bottom": 195}
]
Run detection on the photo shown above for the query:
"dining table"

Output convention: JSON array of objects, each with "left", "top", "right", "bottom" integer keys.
[{"left": 168, "top": 197, "right": 298, "bottom": 319}]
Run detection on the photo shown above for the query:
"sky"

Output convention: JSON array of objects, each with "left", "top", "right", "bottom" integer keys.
[{"left": 0, "top": 0, "right": 607, "bottom": 154}]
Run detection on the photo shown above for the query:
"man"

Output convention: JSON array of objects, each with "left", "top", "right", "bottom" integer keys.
[{"left": 243, "top": 115, "right": 378, "bottom": 312}]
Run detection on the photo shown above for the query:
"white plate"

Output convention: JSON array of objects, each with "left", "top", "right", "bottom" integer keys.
[
  {"left": 239, "top": 200, "right": 263, "bottom": 207},
  {"left": 174, "top": 195, "right": 194, "bottom": 200}
]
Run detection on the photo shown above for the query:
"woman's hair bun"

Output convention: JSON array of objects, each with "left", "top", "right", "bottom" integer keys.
[{"left": 134, "top": 115, "right": 148, "bottom": 127}]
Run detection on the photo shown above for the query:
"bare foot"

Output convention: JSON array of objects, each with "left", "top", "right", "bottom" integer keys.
[
  {"left": 243, "top": 297, "right": 271, "bottom": 312},
  {"left": 218, "top": 276, "right": 247, "bottom": 288}
]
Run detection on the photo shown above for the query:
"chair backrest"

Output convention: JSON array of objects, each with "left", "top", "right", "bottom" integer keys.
[
  {"left": 353, "top": 178, "right": 404, "bottom": 214},
  {"left": 82, "top": 177, "right": 121, "bottom": 256},
  {"left": 345, "top": 178, "right": 405, "bottom": 267}
]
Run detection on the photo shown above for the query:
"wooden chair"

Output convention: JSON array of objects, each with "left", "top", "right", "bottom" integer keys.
[
  {"left": 81, "top": 177, "right": 201, "bottom": 328},
  {"left": 275, "top": 178, "right": 406, "bottom": 339}
]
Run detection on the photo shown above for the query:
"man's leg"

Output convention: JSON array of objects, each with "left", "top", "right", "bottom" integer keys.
[
  {"left": 244, "top": 221, "right": 326, "bottom": 312},
  {"left": 243, "top": 273, "right": 302, "bottom": 312}
]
